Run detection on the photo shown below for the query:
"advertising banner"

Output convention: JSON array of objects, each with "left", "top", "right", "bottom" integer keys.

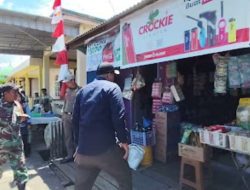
[
  {"left": 121, "top": 0, "right": 250, "bottom": 68},
  {"left": 86, "top": 27, "right": 121, "bottom": 71}
]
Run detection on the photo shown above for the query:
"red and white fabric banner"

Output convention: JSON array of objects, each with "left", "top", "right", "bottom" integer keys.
[
  {"left": 51, "top": 6, "right": 63, "bottom": 25},
  {"left": 52, "top": 35, "right": 66, "bottom": 52},
  {"left": 52, "top": 20, "right": 64, "bottom": 38},
  {"left": 55, "top": 50, "right": 68, "bottom": 65},
  {"left": 53, "top": 0, "right": 61, "bottom": 10},
  {"left": 51, "top": 0, "right": 71, "bottom": 83},
  {"left": 57, "top": 64, "right": 71, "bottom": 81}
]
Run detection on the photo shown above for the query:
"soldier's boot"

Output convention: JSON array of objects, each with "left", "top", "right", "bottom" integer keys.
[{"left": 17, "top": 182, "right": 26, "bottom": 190}]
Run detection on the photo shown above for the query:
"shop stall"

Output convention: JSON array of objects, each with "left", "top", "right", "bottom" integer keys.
[{"left": 68, "top": 0, "right": 250, "bottom": 188}]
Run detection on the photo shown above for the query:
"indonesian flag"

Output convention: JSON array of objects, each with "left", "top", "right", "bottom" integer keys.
[
  {"left": 52, "top": 35, "right": 66, "bottom": 52},
  {"left": 55, "top": 50, "right": 68, "bottom": 65},
  {"left": 51, "top": 6, "right": 63, "bottom": 24},
  {"left": 58, "top": 64, "right": 71, "bottom": 82},
  {"left": 60, "top": 82, "right": 68, "bottom": 99},
  {"left": 52, "top": 20, "right": 64, "bottom": 38},
  {"left": 53, "top": 0, "right": 61, "bottom": 9}
]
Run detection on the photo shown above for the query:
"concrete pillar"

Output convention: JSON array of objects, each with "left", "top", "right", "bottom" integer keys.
[
  {"left": 39, "top": 64, "right": 43, "bottom": 93},
  {"left": 76, "top": 50, "right": 86, "bottom": 87},
  {"left": 24, "top": 75, "right": 30, "bottom": 96},
  {"left": 42, "top": 54, "right": 50, "bottom": 92}
]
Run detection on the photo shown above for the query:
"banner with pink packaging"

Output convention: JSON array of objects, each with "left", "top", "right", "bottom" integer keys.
[
  {"left": 86, "top": 27, "right": 121, "bottom": 72},
  {"left": 120, "top": 0, "right": 250, "bottom": 68}
]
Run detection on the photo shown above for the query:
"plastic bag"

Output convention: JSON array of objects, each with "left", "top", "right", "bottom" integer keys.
[
  {"left": 132, "top": 72, "right": 145, "bottom": 91},
  {"left": 123, "top": 76, "right": 133, "bottom": 100},
  {"left": 127, "top": 144, "right": 145, "bottom": 170}
]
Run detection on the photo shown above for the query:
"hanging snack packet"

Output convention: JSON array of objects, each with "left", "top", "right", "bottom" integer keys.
[
  {"left": 170, "top": 85, "right": 185, "bottom": 102},
  {"left": 162, "top": 87, "right": 174, "bottom": 104},
  {"left": 238, "top": 54, "right": 250, "bottom": 88},
  {"left": 213, "top": 54, "right": 228, "bottom": 93},
  {"left": 151, "top": 81, "right": 162, "bottom": 98},
  {"left": 166, "top": 61, "right": 177, "bottom": 79},
  {"left": 228, "top": 57, "right": 241, "bottom": 88}
]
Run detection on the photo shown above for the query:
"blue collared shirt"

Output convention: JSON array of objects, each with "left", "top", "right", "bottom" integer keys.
[{"left": 72, "top": 77, "right": 128, "bottom": 155}]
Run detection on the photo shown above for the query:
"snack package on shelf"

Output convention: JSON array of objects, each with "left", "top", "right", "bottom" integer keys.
[
  {"left": 199, "top": 125, "right": 231, "bottom": 148},
  {"left": 228, "top": 131, "right": 250, "bottom": 154},
  {"left": 180, "top": 122, "right": 202, "bottom": 146},
  {"left": 236, "top": 98, "right": 250, "bottom": 130}
]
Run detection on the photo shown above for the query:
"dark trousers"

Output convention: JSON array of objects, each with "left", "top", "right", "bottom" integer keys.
[
  {"left": 21, "top": 134, "right": 31, "bottom": 158},
  {"left": 62, "top": 113, "right": 75, "bottom": 158},
  {"left": 20, "top": 126, "right": 31, "bottom": 158},
  {"left": 75, "top": 145, "right": 132, "bottom": 190}
]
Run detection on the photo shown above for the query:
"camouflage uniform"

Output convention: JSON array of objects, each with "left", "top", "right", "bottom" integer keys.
[{"left": 0, "top": 98, "right": 29, "bottom": 185}]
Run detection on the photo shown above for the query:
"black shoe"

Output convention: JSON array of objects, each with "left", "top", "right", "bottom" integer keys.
[{"left": 60, "top": 157, "right": 74, "bottom": 164}]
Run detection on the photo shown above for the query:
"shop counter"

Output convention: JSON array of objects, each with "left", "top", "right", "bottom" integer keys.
[{"left": 29, "top": 116, "right": 61, "bottom": 125}]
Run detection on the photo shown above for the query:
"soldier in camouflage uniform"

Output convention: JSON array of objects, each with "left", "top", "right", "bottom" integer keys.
[{"left": 0, "top": 83, "right": 29, "bottom": 190}]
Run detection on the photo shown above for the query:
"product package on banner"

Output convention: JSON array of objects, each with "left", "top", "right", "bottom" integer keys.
[
  {"left": 86, "top": 27, "right": 122, "bottom": 72},
  {"left": 120, "top": 0, "right": 250, "bottom": 68}
]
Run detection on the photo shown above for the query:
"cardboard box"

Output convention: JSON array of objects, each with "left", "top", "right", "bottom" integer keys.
[
  {"left": 199, "top": 129, "right": 228, "bottom": 148},
  {"left": 228, "top": 134, "right": 250, "bottom": 154},
  {"left": 155, "top": 112, "right": 167, "bottom": 121},
  {"left": 154, "top": 146, "right": 166, "bottom": 162},
  {"left": 154, "top": 112, "right": 180, "bottom": 163},
  {"left": 178, "top": 143, "right": 205, "bottom": 162}
]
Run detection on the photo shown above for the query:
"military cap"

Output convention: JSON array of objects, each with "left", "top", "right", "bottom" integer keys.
[{"left": 0, "top": 83, "right": 18, "bottom": 94}]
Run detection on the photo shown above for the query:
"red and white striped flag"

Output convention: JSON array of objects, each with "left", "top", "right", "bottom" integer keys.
[
  {"left": 51, "top": 0, "right": 71, "bottom": 85},
  {"left": 52, "top": 35, "right": 66, "bottom": 52},
  {"left": 53, "top": 0, "right": 61, "bottom": 9},
  {"left": 55, "top": 50, "right": 68, "bottom": 65},
  {"left": 51, "top": 6, "right": 63, "bottom": 24},
  {"left": 52, "top": 20, "right": 64, "bottom": 38},
  {"left": 57, "top": 64, "right": 71, "bottom": 81}
]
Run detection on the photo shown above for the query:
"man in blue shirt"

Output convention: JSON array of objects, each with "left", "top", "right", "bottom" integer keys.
[{"left": 73, "top": 62, "right": 132, "bottom": 190}]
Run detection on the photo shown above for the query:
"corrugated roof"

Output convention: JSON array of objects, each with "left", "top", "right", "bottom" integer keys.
[
  {"left": 0, "top": 8, "right": 101, "bottom": 57},
  {"left": 67, "top": 0, "right": 159, "bottom": 49},
  {"left": 62, "top": 9, "right": 105, "bottom": 24}
]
